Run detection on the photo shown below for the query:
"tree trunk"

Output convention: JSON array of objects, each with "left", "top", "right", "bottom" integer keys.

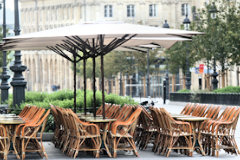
[
  {"left": 183, "top": 75, "right": 186, "bottom": 89},
  {"left": 221, "top": 71, "right": 225, "bottom": 88},
  {"left": 172, "top": 74, "right": 176, "bottom": 92},
  {"left": 205, "top": 74, "right": 211, "bottom": 90}
]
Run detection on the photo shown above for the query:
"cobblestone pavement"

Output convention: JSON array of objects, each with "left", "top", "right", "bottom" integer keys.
[{"left": 8, "top": 99, "right": 240, "bottom": 159}]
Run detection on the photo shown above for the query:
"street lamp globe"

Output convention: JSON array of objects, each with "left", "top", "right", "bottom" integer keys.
[
  {"left": 183, "top": 14, "right": 191, "bottom": 30},
  {"left": 209, "top": 2, "right": 218, "bottom": 19}
]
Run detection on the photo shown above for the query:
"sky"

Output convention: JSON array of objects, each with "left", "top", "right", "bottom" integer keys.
[
  {"left": 0, "top": 0, "right": 16, "bottom": 25},
  {"left": 6, "top": 0, "right": 14, "bottom": 11}
]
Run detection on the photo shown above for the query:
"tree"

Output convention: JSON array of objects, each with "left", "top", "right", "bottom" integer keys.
[
  {"left": 165, "top": 40, "right": 198, "bottom": 89},
  {"left": 192, "top": 0, "right": 240, "bottom": 88}
]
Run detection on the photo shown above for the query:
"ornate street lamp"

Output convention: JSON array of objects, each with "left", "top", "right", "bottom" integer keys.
[
  {"left": 183, "top": 15, "right": 191, "bottom": 90},
  {"left": 10, "top": 0, "right": 27, "bottom": 107},
  {"left": 163, "top": 20, "right": 169, "bottom": 99},
  {"left": 209, "top": 2, "right": 218, "bottom": 90},
  {"left": 209, "top": 2, "right": 217, "bottom": 19},
  {"left": 0, "top": 0, "right": 10, "bottom": 104}
]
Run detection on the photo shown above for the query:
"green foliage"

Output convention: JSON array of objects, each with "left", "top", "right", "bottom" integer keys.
[
  {"left": 213, "top": 86, "right": 240, "bottom": 93},
  {"left": 177, "top": 89, "right": 191, "bottom": 93},
  {"left": 192, "top": 0, "right": 240, "bottom": 71},
  {"left": 16, "top": 90, "right": 136, "bottom": 111},
  {"left": 105, "top": 93, "right": 137, "bottom": 106}
]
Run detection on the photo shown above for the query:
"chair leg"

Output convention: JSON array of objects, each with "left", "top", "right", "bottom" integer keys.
[
  {"left": 130, "top": 138, "right": 139, "bottom": 157},
  {"left": 113, "top": 137, "right": 117, "bottom": 158},
  {"left": 21, "top": 139, "right": 26, "bottom": 160},
  {"left": 166, "top": 137, "right": 173, "bottom": 157}
]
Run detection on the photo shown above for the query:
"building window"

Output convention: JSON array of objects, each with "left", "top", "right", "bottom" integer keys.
[
  {"left": 104, "top": 5, "right": 113, "bottom": 17},
  {"left": 127, "top": 4, "right": 135, "bottom": 17},
  {"left": 181, "top": 3, "right": 189, "bottom": 16},
  {"left": 149, "top": 4, "right": 157, "bottom": 17}
]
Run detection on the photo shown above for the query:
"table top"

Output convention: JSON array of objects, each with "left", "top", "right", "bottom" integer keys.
[
  {"left": 176, "top": 117, "right": 208, "bottom": 122},
  {"left": 84, "top": 117, "right": 116, "bottom": 123},
  {"left": 170, "top": 113, "right": 208, "bottom": 121},
  {"left": 0, "top": 117, "right": 25, "bottom": 125}
]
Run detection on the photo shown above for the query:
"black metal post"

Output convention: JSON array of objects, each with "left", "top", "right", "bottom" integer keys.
[
  {"left": 146, "top": 50, "right": 150, "bottom": 97},
  {"left": 92, "top": 55, "right": 96, "bottom": 118},
  {"left": 183, "top": 15, "right": 191, "bottom": 90},
  {"left": 163, "top": 20, "right": 170, "bottom": 99},
  {"left": 0, "top": 0, "right": 10, "bottom": 104},
  {"left": 101, "top": 54, "right": 105, "bottom": 119},
  {"left": 10, "top": 0, "right": 27, "bottom": 107},
  {"left": 73, "top": 53, "right": 77, "bottom": 113},
  {"left": 209, "top": 2, "right": 218, "bottom": 90},
  {"left": 83, "top": 58, "right": 87, "bottom": 115},
  {"left": 185, "top": 57, "right": 191, "bottom": 90},
  {"left": 119, "top": 72, "right": 123, "bottom": 96},
  {"left": 163, "top": 80, "right": 166, "bottom": 104},
  {"left": 212, "top": 57, "right": 218, "bottom": 90}
]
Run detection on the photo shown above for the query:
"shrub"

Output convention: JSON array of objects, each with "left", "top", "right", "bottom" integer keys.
[
  {"left": 177, "top": 89, "right": 191, "bottom": 93},
  {"left": 213, "top": 86, "right": 240, "bottom": 93}
]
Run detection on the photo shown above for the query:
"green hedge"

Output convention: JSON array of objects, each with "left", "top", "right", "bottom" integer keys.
[
  {"left": 11, "top": 90, "right": 137, "bottom": 111},
  {"left": 213, "top": 86, "right": 240, "bottom": 93},
  {"left": 177, "top": 89, "right": 191, "bottom": 93}
]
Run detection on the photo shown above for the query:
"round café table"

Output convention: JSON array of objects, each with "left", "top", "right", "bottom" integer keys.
[{"left": 0, "top": 115, "right": 25, "bottom": 159}]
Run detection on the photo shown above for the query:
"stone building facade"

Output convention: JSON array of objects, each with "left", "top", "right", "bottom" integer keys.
[{"left": 18, "top": 0, "right": 240, "bottom": 94}]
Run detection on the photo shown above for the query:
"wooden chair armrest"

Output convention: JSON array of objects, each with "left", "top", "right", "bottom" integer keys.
[
  {"left": 211, "top": 121, "right": 234, "bottom": 134},
  {"left": 111, "top": 121, "right": 131, "bottom": 134},
  {"left": 79, "top": 123, "right": 100, "bottom": 135},
  {"left": 0, "top": 125, "right": 7, "bottom": 136},
  {"left": 171, "top": 121, "right": 192, "bottom": 133}
]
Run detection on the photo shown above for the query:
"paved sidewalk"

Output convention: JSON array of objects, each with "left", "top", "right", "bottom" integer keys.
[{"left": 8, "top": 99, "right": 240, "bottom": 159}]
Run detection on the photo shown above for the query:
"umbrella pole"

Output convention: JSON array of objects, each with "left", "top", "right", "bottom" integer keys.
[
  {"left": 83, "top": 58, "right": 87, "bottom": 115},
  {"left": 92, "top": 55, "right": 96, "bottom": 118},
  {"left": 73, "top": 54, "right": 77, "bottom": 113},
  {"left": 101, "top": 54, "right": 105, "bottom": 119}
]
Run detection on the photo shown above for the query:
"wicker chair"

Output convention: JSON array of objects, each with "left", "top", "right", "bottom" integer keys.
[
  {"left": 137, "top": 106, "right": 156, "bottom": 150},
  {"left": 50, "top": 105, "right": 62, "bottom": 148},
  {"left": 16, "top": 109, "right": 50, "bottom": 160},
  {"left": 0, "top": 125, "right": 10, "bottom": 160},
  {"left": 110, "top": 107, "right": 142, "bottom": 158},
  {"left": 157, "top": 108, "right": 193, "bottom": 157},
  {"left": 68, "top": 110, "right": 101, "bottom": 158},
  {"left": 200, "top": 107, "right": 240, "bottom": 156}
]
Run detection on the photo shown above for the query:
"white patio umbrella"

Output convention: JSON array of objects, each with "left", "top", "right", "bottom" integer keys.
[{"left": 1, "top": 22, "right": 201, "bottom": 118}]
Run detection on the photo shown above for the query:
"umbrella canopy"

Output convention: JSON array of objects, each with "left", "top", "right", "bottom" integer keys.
[
  {"left": 2, "top": 22, "right": 200, "bottom": 51},
  {"left": 1, "top": 22, "right": 202, "bottom": 118}
]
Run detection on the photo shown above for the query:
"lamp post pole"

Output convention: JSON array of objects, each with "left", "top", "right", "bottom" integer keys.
[
  {"left": 163, "top": 20, "right": 170, "bottom": 99},
  {"left": 0, "top": 0, "right": 10, "bottom": 104},
  {"left": 146, "top": 49, "right": 150, "bottom": 98},
  {"left": 183, "top": 15, "right": 191, "bottom": 90},
  {"left": 209, "top": 2, "right": 218, "bottom": 90},
  {"left": 10, "top": 0, "right": 27, "bottom": 107}
]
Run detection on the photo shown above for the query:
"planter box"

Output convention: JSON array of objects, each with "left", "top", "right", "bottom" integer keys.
[{"left": 170, "top": 92, "right": 240, "bottom": 105}]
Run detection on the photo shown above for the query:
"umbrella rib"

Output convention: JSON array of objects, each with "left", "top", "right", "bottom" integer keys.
[
  {"left": 47, "top": 46, "right": 74, "bottom": 62},
  {"left": 63, "top": 38, "right": 85, "bottom": 53},
  {"left": 54, "top": 45, "right": 74, "bottom": 62},
  {"left": 123, "top": 46, "right": 147, "bottom": 53},
  {"left": 71, "top": 36, "right": 96, "bottom": 55},
  {"left": 60, "top": 43, "right": 83, "bottom": 59},
  {"left": 65, "top": 36, "right": 92, "bottom": 57}
]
